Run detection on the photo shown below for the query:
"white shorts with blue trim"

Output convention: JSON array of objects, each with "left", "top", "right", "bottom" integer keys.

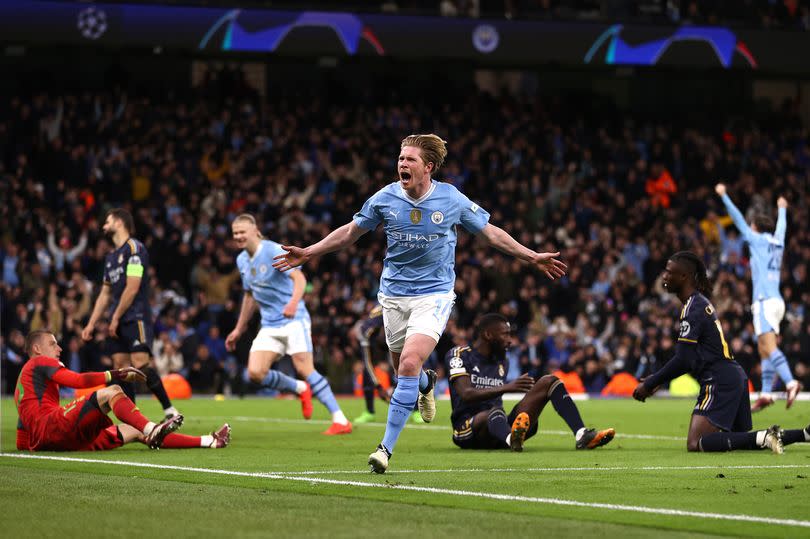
[
  {"left": 752, "top": 298, "right": 785, "bottom": 337},
  {"left": 250, "top": 319, "right": 313, "bottom": 356},
  {"left": 378, "top": 291, "right": 455, "bottom": 353}
]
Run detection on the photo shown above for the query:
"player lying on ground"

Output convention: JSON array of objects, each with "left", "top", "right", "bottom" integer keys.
[
  {"left": 227, "top": 213, "right": 350, "bottom": 435},
  {"left": 15, "top": 330, "right": 230, "bottom": 451},
  {"left": 632, "top": 252, "right": 810, "bottom": 453},
  {"left": 274, "top": 134, "right": 566, "bottom": 473},
  {"left": 715, "top": 183, "right": 801, "bottom": 411},
  {"left": 448, "top": 313, "right": 615, "bottom": 452}
]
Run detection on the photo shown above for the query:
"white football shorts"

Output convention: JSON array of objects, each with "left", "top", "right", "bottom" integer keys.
[
  {"left": 752, "top": 297, "right": 785, "bottom": 337},
  {"left": 250, "top": 318, "right": 313, "bottom": 356},
  {"left": 378, "top": 291, "right": 455, "bottom": 353}
]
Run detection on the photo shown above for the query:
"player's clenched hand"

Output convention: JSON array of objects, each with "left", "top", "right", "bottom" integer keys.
[
  {"left": 777, "top": 196, "right": 788, "bottom": 209},
  {"left": 272, "top": 245, "right": 309, "bottom": 272},
  {"left": 632, "top": 381, "right": 653, "bottom": 402},
  {"left": 282, "top": 301, "right": 297, "bottom": 318},
  {"left": 507, "top": 374, "right": 535, "bottom": 393},
  {"left": 530, "top": 251, "right": 567, "bottom": 280},
  {"left": 80, "top": 323, "right": 94, "bottom": 342},
  {"left": 225, "top": 329, "right": 242, "bottom": 352},
  {"left": 715, "top": 183, "right": 726, "bottom": 196},
  {"left": 107, "top": 367, "right": 146, "bottom": 384},
  {"left": 109, "top": 318, "right": 119, "bottom": 338}
]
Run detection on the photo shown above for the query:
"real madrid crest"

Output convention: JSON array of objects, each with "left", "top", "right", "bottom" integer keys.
[
  {"left": 498, "top": 364, "right": 505, "bottom": 377},
  {"left": 410, "top": 209, "right": 422, "bottom": 224},
  {"left": 431, "top": 211, "right": 444, "bottom": 224}
]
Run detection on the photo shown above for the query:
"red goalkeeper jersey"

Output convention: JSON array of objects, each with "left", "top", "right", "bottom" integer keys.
[{"left": 14, "top": 356, "right": 107, "bottom": 448}]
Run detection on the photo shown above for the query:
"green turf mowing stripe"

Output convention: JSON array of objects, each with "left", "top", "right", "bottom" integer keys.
[{"left": 4, "top": 452, "right": 809, "bottom": 529}]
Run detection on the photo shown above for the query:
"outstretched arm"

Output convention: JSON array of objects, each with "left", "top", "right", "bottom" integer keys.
[
  {"left": 775, "top": 196, "right": 787, "bottom": 243},
  {"left": 478, "top": 223, "right": 567, "bottom": 280},
  {"left": 273, "top": 221, "right": 368, "bottom": 271},
  {"left": 632, "top": 351, "right": 690, "bottom": 402},
  {"left": 715, "top": 183, "right": 753, "bottom": 240},
  {"left": 51, "top": 366, "right": 146, "bottom": 388}
]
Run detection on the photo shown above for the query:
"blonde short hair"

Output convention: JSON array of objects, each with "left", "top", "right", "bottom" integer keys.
[
  {"left": 233, "top": 213, "right": 263, "bottom": 238},
  {"left": 401, "top": 134, "right": 448, "bottom": 172}
]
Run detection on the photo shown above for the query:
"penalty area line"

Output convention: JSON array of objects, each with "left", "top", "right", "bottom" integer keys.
[{"left": 2, "top": 453, "right": 809, "bottom": 529}]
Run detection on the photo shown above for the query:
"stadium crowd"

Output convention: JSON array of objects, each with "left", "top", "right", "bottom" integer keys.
[{"left": 1, "top": 81, "right": 809, "bottom": 397}]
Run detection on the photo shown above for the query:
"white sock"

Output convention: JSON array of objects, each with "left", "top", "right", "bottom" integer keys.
[
  {"left": 295, "top": 380, "right": 307, "bottom": 394},
  {"left": 755, "top": 430, "right": 767, "bottom": 447},
  {"left": 505, "top": 434, "right": 511, "bottom": 446},
  {"left": 200, "top": 435, "right": 214, "bottom": 448},
  {"left": 804, "top": 428, "right": 810, "bottom": 442},
  {"left": 575, "top": 427, "right": 586, "bottom": 441},
  {"left": 332, "top": 410, "right": 349, "bottom": 425},
  {"left": 143, "top": 422, "right": 156, "bottom": 436},
  {"left": 163, "top": 406, "right": 178, "bottom": 416}
]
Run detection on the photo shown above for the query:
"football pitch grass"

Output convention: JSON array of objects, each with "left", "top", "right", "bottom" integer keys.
[{"left": 1, "top": 396, "right": 809, "bottom": 538}]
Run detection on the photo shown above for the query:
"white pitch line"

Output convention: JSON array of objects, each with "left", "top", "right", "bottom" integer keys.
[
  {"left": 274, "top": 463, "right": 810, "bottom": 475},
  {"left": 2, "top": 453, "right": 810, "bottom": 529},
  {"left": 210, "top": 416, "right": 684, "bottom": 441}
]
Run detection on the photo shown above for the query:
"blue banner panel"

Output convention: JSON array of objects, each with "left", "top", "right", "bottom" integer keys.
[{"left": 1, "top": 1, "right": 809, "bottom": 72}]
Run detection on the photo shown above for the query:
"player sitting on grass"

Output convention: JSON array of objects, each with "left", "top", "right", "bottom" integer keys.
[
  {"left": 633, "top": 251, "right": 810, "bottom": 453},
  {"left": 447, "top": 313, "right": 615, "bottom": 452},
  {"left": 15, "top": 330, "right": 230, "bottom": 451}
]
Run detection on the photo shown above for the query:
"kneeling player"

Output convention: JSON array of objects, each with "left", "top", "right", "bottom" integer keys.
[
  {"left": 15, "top": 330, "right": 230, "bottom": 452},
  {"left": 447, "top": 314, "right": 615, "bottom": 452},
  {"left": 632, "top": 251, "right": 810, "bottom": 453}
]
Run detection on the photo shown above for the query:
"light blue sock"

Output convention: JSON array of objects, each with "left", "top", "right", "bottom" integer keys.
[
  {"left": 262, "top": 370, "right": 299, "bottom": 393},
  {"left": 307, "top": 371, "right": 340, "bottom": 414},
  {"left": 418, "top": 370, "right": 429, "bottom": 393},
  {"left": 760, "top": 357, "right": 775, "bottom": 393},
  {"left": 769, "top": 349, "right": 794, "bottom": 386},
  {"left": 382, "top": 375, "right": 418, "bottom": 453}
]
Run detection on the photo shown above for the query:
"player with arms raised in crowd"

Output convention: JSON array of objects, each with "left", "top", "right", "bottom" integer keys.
[
  {"left": 274, "top": 134, "right": 567, "bottom": 472},
  {"left": 448, "top": 314, "right": 614, "bottom": 452},
  {"left": 227, "top": 214, "right": 350, "bottom": 435},
  {"left": 15, "top": 330, "right": 230, "bottom": 452},
  {"left": 633, "top": 251, "right": 810, "bottom": 453},
  {"left": 81, "top": 208, "right": 179, "bottom": 419},
  {"left": 715, "top": 183, "right": 800, "bottom": 411}
]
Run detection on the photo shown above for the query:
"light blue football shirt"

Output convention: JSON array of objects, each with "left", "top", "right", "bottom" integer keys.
[
  {"left": 353, "top": 180, "right": 490, "bottom": 296},
  {"left": 236, "top": 240, "right": 310, "bottom": 327},
  {"left": 720, "top": 193, "right": 786, "bottom": 302}
]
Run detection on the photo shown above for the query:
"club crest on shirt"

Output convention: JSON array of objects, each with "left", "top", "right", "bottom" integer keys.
[
  {"left": 680, "top": 321, "right": 691, "bottom": 337},
  {"left": 498, "top": 364, "right": 504, "bottom": 377},
  {"left": 410, "top": 209, "right": 422, "bottom": 224},
  {"left": 431, "top": 211, "right": 444, "bottom": 224},
  {"left": 260, "top": 264, "right": 267, "bottom": 273},
  {"left": 250, "top": 268, "right": 256, "bottom": 276},
  {"left": 118, "top": 254, "right": 123, "bottom": 264}
]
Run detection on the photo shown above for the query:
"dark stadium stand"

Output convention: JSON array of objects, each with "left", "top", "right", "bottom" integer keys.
[{"left": 2, "top": 66, "right": 808, "bottom": 396}]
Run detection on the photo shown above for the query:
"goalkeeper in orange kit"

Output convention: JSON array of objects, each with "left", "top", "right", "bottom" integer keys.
[{"left": 15, "top": 330, "right": 230, "bottom": 451}]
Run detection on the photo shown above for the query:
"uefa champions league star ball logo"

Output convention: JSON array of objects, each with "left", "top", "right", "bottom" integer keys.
[
  {"left": 472, "top": 24, "right": 499, "bottom": 54},
  {"left": 77, "top": 7, "right": 108, "bottom": 40}
]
